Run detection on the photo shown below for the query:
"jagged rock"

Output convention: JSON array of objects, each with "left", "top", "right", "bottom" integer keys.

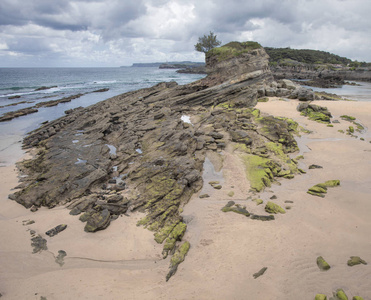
[
  {"left": 264, "top": 201, "right": 286, "bottom": 214},
  {"left": 45, "top": 224, "right": 67, "bottom": 237},
  {"left": 166, "top": 241, "right": 190, "bottom": 281},
  {"left": 347, "top": 256, "right": 367, "bottom": 266},
  {"left": 253, "top": 267, "right": 267, "bottom": 279},
  {"left": 297, "top": 103, "right": 332, "bottom": 123},
  {"left": 84, "top": 209, "right": 111, "bottom": 232},
  {"left": 317, "top": 256, "right": 331, "bottom": 271}
]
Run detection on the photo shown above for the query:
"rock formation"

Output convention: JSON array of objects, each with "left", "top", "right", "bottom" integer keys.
[{"left": 9, "top": 41, "right": 311, "bottom": 279}]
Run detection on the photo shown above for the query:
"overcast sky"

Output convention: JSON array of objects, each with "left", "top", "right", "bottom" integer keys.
[{"left": 1, "top": 0, "right": 370, "bottom": 67}]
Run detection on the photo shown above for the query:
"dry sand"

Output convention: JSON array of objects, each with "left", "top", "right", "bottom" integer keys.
[{"left": 1, "top": 99, "right": 370, "bottom": 299}]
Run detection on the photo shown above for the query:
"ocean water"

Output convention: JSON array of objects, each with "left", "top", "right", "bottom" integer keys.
[{"left": 0, "top": 67, "right": 206, "bottom": 166}]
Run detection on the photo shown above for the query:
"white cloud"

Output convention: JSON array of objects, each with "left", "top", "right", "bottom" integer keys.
[{"left": 0, "top": 0, "right": 370, "bottom": 66}]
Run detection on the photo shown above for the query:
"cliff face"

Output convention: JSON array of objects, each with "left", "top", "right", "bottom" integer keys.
[{"left": 9, "top": 42, "right": 306, "bottom": 280}]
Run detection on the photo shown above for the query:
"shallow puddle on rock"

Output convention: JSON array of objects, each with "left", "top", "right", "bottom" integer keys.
[{"left": 198, "top": 156, "right": 224, "bottom": 196}]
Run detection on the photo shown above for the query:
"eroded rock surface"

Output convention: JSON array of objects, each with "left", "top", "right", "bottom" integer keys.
[{"left": 9, "top": 42, "right": 309, "bottom": 279}]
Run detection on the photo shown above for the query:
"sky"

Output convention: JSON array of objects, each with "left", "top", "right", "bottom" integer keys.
[{"left": 1, "top": 0, "right": 371, "bottom": 67}]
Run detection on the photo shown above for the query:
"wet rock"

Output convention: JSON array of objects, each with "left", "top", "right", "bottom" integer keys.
[
  {"left": 264, "top": 201, "right": 285, "bottom": 214},
  {"left": 347, "top": 256, "right": 367, "bottom": 266},
  {"left": 250, "top": 214, "right": 275, "bottom": 221},
  {"left": 84, "top": 209, "right": 111, "bottom": 232},
  {"left": 55, "top": 250, "right": 67, "bottom": 266},
  {"left": 221, "top": 201, "right": 250, "bottom": 217},
  {"left": 31, "top": 235, "right": 48, "bottom": 253},
  {"left": 297, "top": 103, "right": 332, "bottom": 123},
  {"left": 45, "top": 224, "right": 67, "bottom": 237},
  {"left": 166, "top": 241, "right": 190, "bottom": 281},
  {"left": 317, "top": 256, "right": 331, "bottom": 271},
  {"left": 199, "top": 194, "right": 210, "bottom": 198},
  {"left": 253, "top": 267, "right": 267, "bottom": 279}
]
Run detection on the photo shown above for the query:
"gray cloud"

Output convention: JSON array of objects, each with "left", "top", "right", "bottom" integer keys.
[{"left": 0, "top": 0, "right": 370, "bottom": 67}]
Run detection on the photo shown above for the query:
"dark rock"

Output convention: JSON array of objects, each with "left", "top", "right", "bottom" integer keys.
[
  {"left": 69, "top": 207, "right": 81, "bottom": 215},
  {"left": 199, "top": 194, "right": 210, "bottom": 198},
  {"left": 45, "top": 224, "right": 67, "bottom": 237},
  {"left": 221, "top": 202, "right": 250, "bottom": 217},
  {"left": 229, "top": 130, "right": 252, "bottom": 145},
  {"left": 253, "top": 267, "right": 268, "bottom": 279},
  {"left": 31, "top": 235, "right": 47, "bottom": 253},
  {"left": 309, "top": 164, "right": 323, "bottom": 169},
  {"left": 55, "top": 250, "right": 67, "bottom": 266},
  {"left": 84, "top": 209, "right": 111, "bottom": 232},
  {"left": 250, "top": 214, "right": 275, "bottom": 221}
]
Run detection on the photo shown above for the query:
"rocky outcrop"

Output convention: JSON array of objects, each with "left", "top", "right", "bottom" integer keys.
[{"left": 10, "top": 41, "right": 313, "bottom": 279}]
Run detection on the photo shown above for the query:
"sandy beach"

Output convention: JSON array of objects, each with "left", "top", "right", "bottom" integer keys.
[{"left": 1, "top": 98, "right": 370, "bottom": 299}]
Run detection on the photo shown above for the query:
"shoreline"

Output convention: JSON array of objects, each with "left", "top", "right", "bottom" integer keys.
[{"left": 1, "top": 98, "right": 370, "bottom": 299}]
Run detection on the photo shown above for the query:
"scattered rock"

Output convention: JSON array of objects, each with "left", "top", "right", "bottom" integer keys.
[
  {"left": 227, "top": 191, "right": 235, "bottom": 197},
  {"left": 335, "top": 289, "right": 348, "bottom": 300},
  {"left": 264, "top": 201, "right": 285, "bottom": 214},
  {"left": 317, "top": 256, "right": 331, "bottom": 271},
  {"left": 309, "top": 164, "right": 323, "bottom": 169},
  {"left": 84, "top": 209, "right": 111, "bottom": 232},
  {"left": 250, "top": 214, "right": 275, "bottom": 221},
  {"left": 284, "top": 200, "right": 294, "bottom": 203},
  {"left": 307, "top": 180, "right": 340, "bottom": 197},
  {"left": 315, "top": 294, "right": 327, "bottom": 300},
  {"left": 45, "top": 224, "right": 67, "bottom": 237},
  {"left": 31, "top": 235, "right": 48, "bottom": 253},
  {"left": 253, "top": 267, "right": 267, "bottom": 279},
  {"left": 252, "top": 198, "right": 263, "bottom": 205},
  {"left": 221, "top": 201, "right": 250, "bottom": 217},
  {"left": 347, "top": 256, "right": 367, "bottom": 266},
  {"left": 199, "top": 194, "right": 210, "bottom": 198},
  {"left": 22, "top": 219, "right": 35, "bottom": 225},
  {"left": 55, "top": 250, "right": 67, "bottom": 266},
  {"left": 352, "top": 296, "right": 364, "bottom": 300},
  {"left": 270, "top": 195, "right": 277, "bottom": 200},
  {"left": 297, "top": 103, "right": 332, "bottom": 123}
]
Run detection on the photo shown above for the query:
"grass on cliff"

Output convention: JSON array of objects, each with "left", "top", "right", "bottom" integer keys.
[{"left": 207, "top": 41, "right": 262, "bottom": 62}]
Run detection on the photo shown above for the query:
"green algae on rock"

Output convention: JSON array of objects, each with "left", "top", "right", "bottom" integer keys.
[
  {"left": 335, "top": 289, "right": 348, "bottom": 300},
  {"left": 315, "top": 294, "right": 327, "bottom": 300},
  {"left": 166, "top": 241, "right": 190, "bottom": 281},
  {"left": 252, "top": 198, "right": 263, "bottom": 205},
  {"left": 221, "top": 201, "right": 250, "bottom": 217},
  {"left": 307, "top": 180, "right": 340, "bottom": 197},
  {"left": 297, "top": 103, "right": 332, "bottom": 124},
  {"left": 347, "top": 256, "right": 367, "bottom": 266},
  {"left": 264, "top": 201, "right": 285, "bottom": 214},
  {"left": 316, "top": 256, "right": 331, "bottom": 271}
]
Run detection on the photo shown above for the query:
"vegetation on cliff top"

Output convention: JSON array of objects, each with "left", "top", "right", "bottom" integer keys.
[{"left": 207, "top": 41, "right": 262, "bottom": 62}]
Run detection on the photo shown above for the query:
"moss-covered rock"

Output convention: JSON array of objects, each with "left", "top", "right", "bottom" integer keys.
[
  {"left": 84, "top": 209, "right": 111, "bottom": 232},
  {"left": 241, "top": 154, "right": 280, "bottom": 192},
  {"left": 166, "top": 241, "right": 190, "bottom": 281},
  {"left": 335, "top": 289, "right": 348, "bottom": 300},
  {"left": 307, "top": 180, "right": 340, "bottom": 197},
  {"left": 317, "top": 256, "right": 331, "bottom": 271},
  {"left": 265, "top": 201, "right": 285, "bottom": 214},
  {"left": 347, "top": 256, "right": 367, "bottom": 266},
  {"left": 252, "top": 198, "right": 263, "bottom": 205},
  {"left": 352, "top": 296, "right": 364, "bottom": 300},
  {"left": 297, "top": 103, "right": 332, "bottom": 124},
  {"left": 221, "top": 201, "right": 250, "bottom": 217},
  {"left": 315, "top": 294, "right": 327, "bottom": 300}
]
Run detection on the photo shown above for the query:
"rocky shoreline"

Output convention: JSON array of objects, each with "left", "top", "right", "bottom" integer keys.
[{"left": 4, "top": 42, "right": 370, "bottom": 296}]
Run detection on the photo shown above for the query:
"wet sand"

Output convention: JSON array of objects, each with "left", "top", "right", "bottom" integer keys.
[{"left": 1, "top": 99, "right": 370, "bottom": 299}]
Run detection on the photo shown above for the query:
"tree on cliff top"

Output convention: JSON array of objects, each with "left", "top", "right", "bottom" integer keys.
[{"left": 195, "top": 32, "right": 222, "bottom": 53}]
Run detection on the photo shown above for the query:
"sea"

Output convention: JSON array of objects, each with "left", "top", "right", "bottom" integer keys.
[
  {"left": 0, "top": 67, "right": 206, "bottom": 166},
  {"left": 1, "top": 67, "right": 371, "bottom": 167}
]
